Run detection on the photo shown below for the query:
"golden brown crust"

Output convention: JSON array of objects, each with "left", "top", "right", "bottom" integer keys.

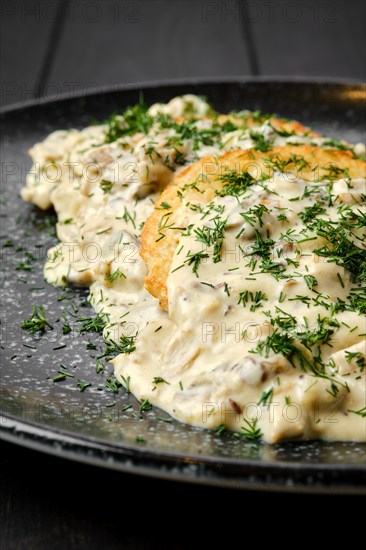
[{"left": 141, "top": 145, "right": 365, "bottom": 311}]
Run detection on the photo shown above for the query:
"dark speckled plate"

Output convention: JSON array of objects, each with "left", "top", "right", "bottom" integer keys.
[{"left": 1, "top": 79, "right": 365, "bottom": 494}]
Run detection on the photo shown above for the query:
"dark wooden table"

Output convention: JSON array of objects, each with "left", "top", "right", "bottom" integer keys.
[
  {"left": 0, "top": 438, "right": 363, "bottom": 550},
  {"left": 1, "top": 1, "right": 365, "bottom": 548},
  {"left": 1, "top": 0, "right": 365, "bottom": 107}
]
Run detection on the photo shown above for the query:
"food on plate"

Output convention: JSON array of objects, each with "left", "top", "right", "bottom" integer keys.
[
  {"left": 142, "top": 145, "right": 365, "bottom": 310},
  {"left": 21, "top": 95, "right": 366, "bottom": 443}
]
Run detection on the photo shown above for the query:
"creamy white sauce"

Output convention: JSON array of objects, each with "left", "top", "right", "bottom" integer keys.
[
  {"left": 21, "top": 95, "right": 366, "bottom": 443},
  {"left": 114, "top": 174, "right": 366, "bottom": 442}
]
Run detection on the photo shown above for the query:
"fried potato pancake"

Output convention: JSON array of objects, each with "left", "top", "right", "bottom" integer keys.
[{"left": 141, "top": 145, "right": 365, "bottom": 311}]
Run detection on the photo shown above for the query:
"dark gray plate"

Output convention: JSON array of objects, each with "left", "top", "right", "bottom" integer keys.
[{"left": 1, "top": 79, "right": 365, "bottom": 494}]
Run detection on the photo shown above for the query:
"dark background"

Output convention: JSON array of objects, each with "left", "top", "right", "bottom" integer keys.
[
  {"left": 1, "top": 1, "right": 365, "bottom": 548},
  {"left": 1, "top": 0, "right": 365, "bottom": 108}
]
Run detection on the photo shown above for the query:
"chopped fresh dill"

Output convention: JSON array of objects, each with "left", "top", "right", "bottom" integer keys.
[
  {"left": 21, "top": 305, "right": 53, "bottom": 333},
  {"left": 240, "top": 418, "right": 262, "bottom": 441}
]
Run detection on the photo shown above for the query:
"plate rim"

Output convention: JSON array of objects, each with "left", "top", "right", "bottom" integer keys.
[
  {"left": 1, "top": 414, "right": 365, "bottom": 495},
  {"left": 0, "top": 75, "right": 365, "bottom": 115}
]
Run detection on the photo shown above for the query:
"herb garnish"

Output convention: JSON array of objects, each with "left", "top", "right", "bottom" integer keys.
[
  {"left": 217, "top": 170, "right": 256, "bottom": 198},
  {"left": 105, "top": 99, "right": 154, "bottom": 143},
  {"left": 77, "top": 312, "right": 108, "bottom": 333},
  {"left": 140, "top": 399, "right": 152, "bottom": 412},
  {"left": 21, "top": 305, "right": 53, "bottom": 333},
  {"left": 240, "top": 418, "right": 262, "bottom": 441}
]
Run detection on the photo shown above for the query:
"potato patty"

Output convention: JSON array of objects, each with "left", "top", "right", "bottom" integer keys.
[{"left": 141, "top": 145, "right": 365, "bottom": 311}]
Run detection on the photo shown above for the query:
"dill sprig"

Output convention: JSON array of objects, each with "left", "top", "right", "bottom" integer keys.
[
  {"left": 238, "top": 290, "right": 268, "bottom": 311},
  {"left": 21, "top": 305, "right": 53, "bottom": 333},
  {"left": 304, "top": 274, "right": 318, "bottom": 290},
  {"left": 299, "top": 202, "right": 326, "bottom": 224},
  {"left": 152, "top": 376, "right": 170, "bottom": 389},
  {"left": 105, "top": 99, "right": 154, "bottom": 143},
  {"left": 77, "top": 312, "right": 108, "bottom": 333},
  {"left": 348, "top": 407, "right": 366, "bottom": 418},
  {"left": 266, "top": 153, "right": 309, "bottom": 173},
  {"left": 240, "top": 418, "right": 262, "bottom": 441},
  {"left": 77, "top": 379, "right": 92, "bottom": 392},
  {"left": 250, "top": 131, "right": 271, "bottom": 152},
  {"left": 258, "top": 388, "right": 273, "bottom": 406},
  {"left": 240, "top": 204, "right": 269, "bottom": 228},
  {"left": 313, "top": 224, "right": 366, "bottom": 283},
  {"left": 105, "top": 334, "right": 137, "bottom": 355},
  {"left": 105, "top": 377, "right": 122, "bottom": 393},
  {"left": 216, "top": 170, "right": 256, "bottom": 197},
  {"left": 184, "top": 250, "right": 209, "bottom": 277},
  {"left": 140, "top": 398, "right": 152, "bottom": 412},
  {"left": 194, "top": 217, "right": 227, "bottom": 263},
  {"left": 105, "top": 268, "right": 126, "bottom": 282}
]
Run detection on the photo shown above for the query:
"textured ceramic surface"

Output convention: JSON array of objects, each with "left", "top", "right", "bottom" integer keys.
[{"left": 1, "top": 80, "right": 365, "bottom": 493}]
